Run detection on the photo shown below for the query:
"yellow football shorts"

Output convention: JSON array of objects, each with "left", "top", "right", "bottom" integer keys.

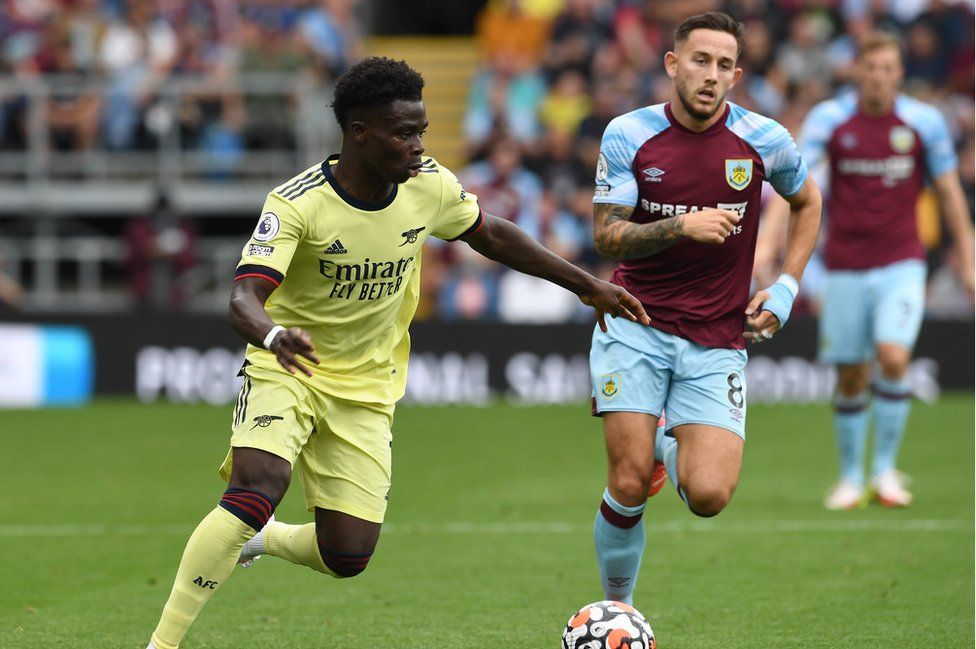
[{"left": 218, "top": 363, "right": 394, "bottom": 523}]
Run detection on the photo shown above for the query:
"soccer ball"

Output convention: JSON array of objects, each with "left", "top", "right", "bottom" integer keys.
[{"left": 561, "top": 600, "right": 655, "bottom": 649}]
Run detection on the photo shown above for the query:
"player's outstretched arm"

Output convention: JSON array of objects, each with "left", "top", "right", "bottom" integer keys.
[
  {"left": 745, "top": 176, "right": 822, "bottom": 343},
  {"left": 462, "top": 213, "right": 651, "bottom": 331},
  {"left": 592, "top": 203, "right": 741, "bottom": 260},
  {"left": 931, "top": 170, "right": 975, "bottom": 296},
  {"left": 228, "top": 277, "right": 320, "bottom": 376}
]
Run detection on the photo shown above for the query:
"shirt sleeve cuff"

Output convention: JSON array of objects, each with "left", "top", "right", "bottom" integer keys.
[
  {"left": 235, "top": 264, "right": 284, "bottom": 286},
  {"left": 448, "top": 208, "right": 485, "bottom": 241}
]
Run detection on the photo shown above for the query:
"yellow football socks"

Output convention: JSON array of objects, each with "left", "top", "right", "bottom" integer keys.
[
  {"left": 264, "top": 521, "right": 336, "bottom": 576},
  {"left": 150, "top": 507, "right": 254, "bottom": 649}
]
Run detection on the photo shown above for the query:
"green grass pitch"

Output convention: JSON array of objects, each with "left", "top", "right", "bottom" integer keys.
[{"left": 1, "top": 396, "right": 972, "bottom": 648}]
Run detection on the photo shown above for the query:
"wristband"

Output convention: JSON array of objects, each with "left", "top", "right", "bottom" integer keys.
[
  {"left": 762, "top": 273, "right": 799, "bottom": 328},
  {"left": 262, "top": 325, "right": 285, "bottom": 350}
]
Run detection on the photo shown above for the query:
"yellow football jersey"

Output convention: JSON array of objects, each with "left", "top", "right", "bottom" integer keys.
[{"left": 235, "top": 155, "right": 482, "bottom": 404}]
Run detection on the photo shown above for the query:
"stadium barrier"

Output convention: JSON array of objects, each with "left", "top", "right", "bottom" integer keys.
[{"left": 0, "top": 315, "right": 971, "bottom": 407}]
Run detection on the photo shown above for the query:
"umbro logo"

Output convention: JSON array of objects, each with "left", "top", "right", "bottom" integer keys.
[
  {"left": 642, "top": 167, "right": 665, "bottom": 182},
  {"left": 608, "top": 577, "right": 631, "bottom": 587},
  {"left": 250, "top": 415, "right": 284, "bottom": 429},
  {"left": 399, "top": 226, "right": 426, "bottom": 246},
  {"left": 323, "top": 239, "right": 348, "bottom": 254}
]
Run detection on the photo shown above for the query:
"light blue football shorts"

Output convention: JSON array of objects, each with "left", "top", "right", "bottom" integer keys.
[
  {"left": 818, "top": 259, "right": 927, "bottom": 365},
  {"left": 589, "top": 317, "right": 748, "bottom": 439}
]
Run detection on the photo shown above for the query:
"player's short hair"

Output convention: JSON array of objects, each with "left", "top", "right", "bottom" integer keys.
[
  {"left": 674, "top": 11, "right": 745, "bottom": 60},
  {"left": 331, "top": 57, "right": 425, "bottom": 130},
  {"left": 856, "top": 31, "right": 903, "bottom": 61}
]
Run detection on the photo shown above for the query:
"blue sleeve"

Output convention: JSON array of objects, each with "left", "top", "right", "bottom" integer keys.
[
  {"left": 764, "top": 124, "right": 809, "bottom": 198},
  {"left": 798, "top": 103, "right": 835, "bottom": 172},
  {"left": 729, "top": 106, "right": 809, "bottom": 198},
  {"left": 593, "top": 117, "right": 638, "bottom": 206},
  {"left": 917, "top": 109, "right": 957, "bottom": 179}
]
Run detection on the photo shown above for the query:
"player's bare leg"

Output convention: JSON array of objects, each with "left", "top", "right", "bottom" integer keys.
[
  {"left": 595, "top": 412, "right": 659, "bottom": 604},
  {"left": 825, "top": 362, "right": 872, "bottom": 510},
  {"left": 604, "top": 412, "right": 663, "bottom": 506},
  {"left": 669, "top": 424, "right": 743, "bottom": 517},
  {"left": 870, "top": 343, "right": 914, "bottom": 506},
  {"left": 149, "top": 448, "right": 288, "bottom": 649}
]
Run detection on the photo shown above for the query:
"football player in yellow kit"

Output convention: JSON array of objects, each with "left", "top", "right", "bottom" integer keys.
[{"left": 145, "top": 56, "right": 648, "bottom": 649}]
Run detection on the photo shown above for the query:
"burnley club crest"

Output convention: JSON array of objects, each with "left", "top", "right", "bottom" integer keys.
[{"left": 725, "top": 159, "right": 753, "bottom": 191}]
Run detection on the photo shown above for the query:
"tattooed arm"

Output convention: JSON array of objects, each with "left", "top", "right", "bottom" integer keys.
[{"left": 592, "top": 202, "right": 744, "bottom": 260}]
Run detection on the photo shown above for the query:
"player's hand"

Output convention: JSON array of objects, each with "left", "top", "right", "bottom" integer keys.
[
  {"left": 680, "top": 208, "right": 741, "bottom": 244},
  {"left": 743, "top": 289, "right": 781, "bottom": 344},
  {"left": 580, "top": 280, "right": 651, "bottom": 333},
  {"left": 269, "top": 326, "right": 320, "bottom": 376}
]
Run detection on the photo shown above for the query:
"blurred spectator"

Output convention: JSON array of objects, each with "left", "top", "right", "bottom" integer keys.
[
  {"left": 166, "top": 1, "right": 245, "bottom": 171},
  {"left": 98, "top": 0, "right": 177, "bottom": 149},
  {"left": 723, "top": 0, "right": 787, "bottom": 32},
  {"left": 461, "top": 135, "right": 544, "bottom": 241},
  {"left": 543, "top": 0, "right": 613, "bottom": 80},
  {"left": 464, "top": 52, "right": 546, "bottom": 150},
  {"left": 538, "top": 68, "right": 591, "bottom": 139},
  {"left": 733, "top": 18, "right": 787, "bottom": 116},
  {"left": 475, "top": 0, "right": 551, "bottom": 70},
  {"left": 823, "top": 15, "right": 873, "bottom": 86},
  {"left": 841, "top": 0, "right": 929, "bottom": 26},
  {"left": 539, "top": 187, "right": 603, "bottom": 275},
  {"left": 239, "top": 19, "right": 304, "bottom": 150},
  {"left": 775, "top": 11, "right": 835, "bottom": 88},
  {"left": 612, "top": 1, "right": 667, "bottom": 77},
  {"left": 575, "top": 79, "right": 624, "bottom": 176},
  {"left": 467, "top": 0, "right": 552, "bottom": 151},
  {"left": 903, "top": 18, "right": 950, "bottom": 86},
  {"left": 34, "top": 17, "right": 101, "bottom": 150},
  {"left": 527, "top": 129, "right": 590, "bottom": 200},
  {"left": 124, "top": 192, "right": 196, "bottom": 309},
  {"left": 438, "top": 257, "right": 500, "bottom": 321},
  {"left": 299, "top": 0, "right": 365, "bottom": 79}
]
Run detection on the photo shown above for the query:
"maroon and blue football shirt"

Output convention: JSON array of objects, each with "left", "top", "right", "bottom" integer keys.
[
  {"left": 594, "top": 101, "right": 808, "bottom": 349},
  {"left": 799, "top": 92, "right": 957, "bottom": 271}
]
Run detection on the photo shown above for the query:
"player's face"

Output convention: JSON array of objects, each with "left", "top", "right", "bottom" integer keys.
[
  {"left": 360, "top": 100, "right": 428, "bottom": 184},
  {"left": 857, "top": 46, "right": 903, "bottom": 108},
  {"left": 666, "top": 29, "right": 742, "bottom": 122}
]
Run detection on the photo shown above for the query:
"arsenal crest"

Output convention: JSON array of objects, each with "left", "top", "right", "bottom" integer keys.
[{"left": 725, "top": 159, "right": 753, "bottom": 190}]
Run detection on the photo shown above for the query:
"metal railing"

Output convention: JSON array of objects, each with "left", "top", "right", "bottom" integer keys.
[
  {"left": 1, "top": 72, "right": 340, "bottom": 185},
  {"left": 0, "top": 72, "right": 342, "bottom": 312}
]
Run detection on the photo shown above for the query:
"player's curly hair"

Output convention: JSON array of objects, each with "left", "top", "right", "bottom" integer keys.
[{"left": 331, "top": 57, "right": 425, "bottom": 130}]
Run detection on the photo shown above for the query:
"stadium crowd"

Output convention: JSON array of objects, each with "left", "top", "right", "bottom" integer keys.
[
  {"left": 0, "top": 0, "right": 361, "bottom": 153},
  {"left": 443, "top": 0, "right": 975, "bottom": 323},
  {"left": 1, "top": 0, "right": 972, "bottom": 319}
]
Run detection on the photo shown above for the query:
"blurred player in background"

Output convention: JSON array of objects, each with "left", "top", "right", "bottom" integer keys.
[
  {"left": 757, "top": 32, "right": 974, "bottom": 510},
  {"left": 144, "top": 56, "right": 648, "bottom": 649},
  {"left": 587, "top": 12, "right": 821, "bottom": 605}
]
